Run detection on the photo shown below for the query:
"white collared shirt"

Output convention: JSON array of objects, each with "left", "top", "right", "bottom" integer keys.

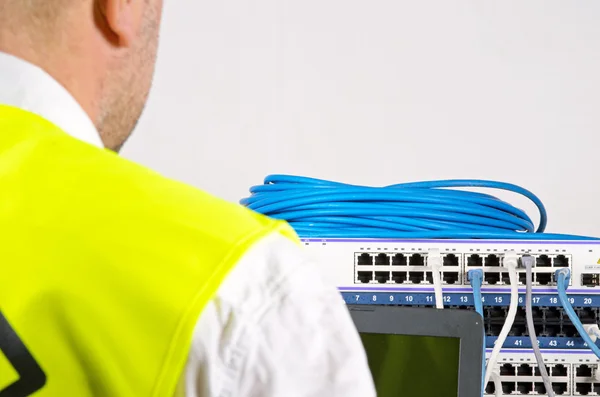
[{"left": 0, "top": 52, "right": 376, "bottom": 397}]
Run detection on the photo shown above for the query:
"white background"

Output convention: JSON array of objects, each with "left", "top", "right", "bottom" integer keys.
[{"left": 123, "top": 1, "right": 600, "bottom": 237}]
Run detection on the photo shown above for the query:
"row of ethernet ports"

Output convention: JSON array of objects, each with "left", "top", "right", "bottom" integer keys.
[
  {"left": 485, "top": 381, "right": 569, "bottom": 396},
  {"left": 485, "top": 363, "right": 600, "bottom": 395},
  {"left": 356, "top": 270, "right": 600, "bottom": 287},
  {"left": 356, "top": 270, "right": 562, "bottom": 286},
  {"left": 410, "top": 306, "right": 594, "bottom": 338},
  {"left": 485, "top": 363, "right": 568, "bottom": 395},
  {"left": 485, "top": 306, "right": 599, "bottom": 323},
  {"left": 356, "top": 270, "right": 461, "bottom": 284},
  {"left": 451, "top": 306, "right": 596, "bottom": 338},
  {"left": 356, "top": 252, "right": 570, "bottom": 268}
]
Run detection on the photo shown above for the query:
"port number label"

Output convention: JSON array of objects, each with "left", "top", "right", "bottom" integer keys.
[
  {"left": 372, "top": 295, "right": 377, "bottom": 302},
  {"left": 355, "top": 295, "right": 360, "bottom": 302},
  {"left": 532, "top": 297, "right": 541, "bottom": 304},
  {"left": 549, "top": 297, "right": 558, "bottom": 304},
  {"left": 405, "top": 296, "right": 413, "bottom": 302},
  {"left": 585, "top": 298, "right": 593, "bottom": 305},
  {"left": 549, "top": 340, "right": 558, "bottom": 347},
  {"left": 567, "top": 341, "right": 575, "bottom": 347},
  {"left": 569, "top": 298, "right": 575, "bottom": 304},
  {"left": 426, "top": 296, "right": 433, "bottom": 303},
  {"left": 518, "top": 297, "right": 523, "bottom": 304},
  {"left": 460, "top": 296, "right": 469, "bottom": 303},
  {"left": 495, "top": 297, "right": 503, "bottom": 303},
  {"left": 444, "top": 296, "right": 451, "bottom": 303},
  {"left": 514, "top": 340, "right": 522, "bottom": 346},
  {"left": 389, "top": 296, "right": 394, "bottom": 302}
]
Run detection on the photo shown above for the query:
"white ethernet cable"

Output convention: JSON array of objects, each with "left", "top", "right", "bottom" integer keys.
[
  {"left": 490, "top": 370, "right": 502, "bottom": 397},
  {"left": 584, "top": 324, "right": 600, "bottom": 343},
  {"left": 428, "top": 249, "right": 444, "bottom": 309},
  {"left": 484, "top": 251, "right": 519, "bottom": 387},
  {"left": 522, "top": 255, "right": 554, "bottom": 397},
  {"left": 583, "top": 323, "right": 600, "bottom": 382}
]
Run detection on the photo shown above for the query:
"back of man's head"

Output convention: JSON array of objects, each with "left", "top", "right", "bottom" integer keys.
[{"left": 0, "top": 0, "right": 164, "bottom": 151}]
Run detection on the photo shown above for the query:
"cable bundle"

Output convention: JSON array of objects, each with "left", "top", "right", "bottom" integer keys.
[{"left": 241, "top": 174, "right": 596, "bottom": 240}]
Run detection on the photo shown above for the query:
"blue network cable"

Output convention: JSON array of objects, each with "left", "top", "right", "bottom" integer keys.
[
  {"left": 555, "top": 269, "right": 600, "bottom": 359},
  {"left": 468, "top": 269, "right": 485, "bottom": 395},
  {"left": 241, "top": 175, "right": 598, "bottom": 240}
]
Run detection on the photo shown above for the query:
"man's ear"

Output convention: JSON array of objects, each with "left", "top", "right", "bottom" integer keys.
[{"left": 97, "top": 0, "right": 138, "bottom": 47}]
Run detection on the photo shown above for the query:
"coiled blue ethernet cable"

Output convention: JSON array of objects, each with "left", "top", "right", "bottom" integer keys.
[
  {"left": 241, "top": 175, "right": 598, "bottom": 240},
  {"left": 468, "top": 269, "right": 485, "bottom": 395},
  {"left": 556, "top": 269, "right": 600, "bottom": 359}
]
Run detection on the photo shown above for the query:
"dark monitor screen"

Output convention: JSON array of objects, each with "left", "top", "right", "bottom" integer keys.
[{"left": 360, "top": 332, "right": 460, "bottom": 397}]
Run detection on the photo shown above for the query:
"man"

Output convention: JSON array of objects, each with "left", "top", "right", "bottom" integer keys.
[{"left": 0, "top": 1, "right": 375, "bottom": 396}]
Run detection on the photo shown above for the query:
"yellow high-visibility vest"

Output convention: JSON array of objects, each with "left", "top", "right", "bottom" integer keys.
[{"left": 0, "top": 105, "right": 297, "bottom": 396}]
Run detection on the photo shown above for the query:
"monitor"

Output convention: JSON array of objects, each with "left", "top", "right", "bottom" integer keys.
[{"left": 348, "top": 305, "right": 483, "bottom": 397}]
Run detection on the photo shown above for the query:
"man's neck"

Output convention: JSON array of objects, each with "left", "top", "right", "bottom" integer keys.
[{"left": 0, "top": 52, "right": 104, "bottom": 148}]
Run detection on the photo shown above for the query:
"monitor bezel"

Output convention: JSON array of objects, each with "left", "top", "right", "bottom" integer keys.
[{"left": 347, "top": 305, "right": 483, "bottom": 397}]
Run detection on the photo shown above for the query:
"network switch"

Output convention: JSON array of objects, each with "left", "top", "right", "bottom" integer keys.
[{"left": 304, "top": 238, "right": 600, "bottom": 397}]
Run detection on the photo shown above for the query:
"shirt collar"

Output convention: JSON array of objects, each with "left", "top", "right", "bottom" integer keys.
[{"left": 0, "top": 52, "right": 104, "bottom": 148}]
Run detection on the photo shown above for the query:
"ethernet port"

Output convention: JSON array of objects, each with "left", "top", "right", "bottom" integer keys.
[
  {"left": 357, "top": 271, "right": 373, "bottom": 283},
  {"left": 502, "top": 382, "right": 516, "bottom": 395},
  {"left": 443, "top": 272, "right": 459, "bottom": 285},
  {"left": 409, "top": 271, "right": 424, "bottom": 284},
  {"left": 562, "top": 324, "right": 578, "bottom": 338},
  {"left": 516, "top": 306, "right": 526, "bottom": 321},
  {"left": 484, "top": 271, "right": 501, "bottom": 285},
  {"left": 546, "top": 307, "right": 561, "bottom": 320},
  {"left": 487, "top": 324, "right": 502, "bottom": 336},
  {"left": 552, "top": 383, "right": 568, "bottom": 395},
  {"left": 392, "top": 253, "right": 407, "bottom": 266},
  {"left": 536, "top": 254, "right": 552, "bottom": 267},
  {"left": 392, "top": 271, "right": 407, "bottom": 284},
  {"left": 485, "top": 254, "right": 500, "bottom": 267},
  {"left": 577, "top": 383, "right": 593, "bottom": 396},
  {"left": 502, "top": 272, "right": 511, "bottom": 285},
  {"left": 518, "top": 364, "right": 533, "bottom": 376},
  {"left": 534, "top": 383, "right": 546, "bottom": 394},
  {"left": 594, "top": 385, "right": 600, "bottom": 395},
  {"left": 485, "top": 382, "right": 495, "bottom": 395},
  {"left": 517, "top": 382, "right": 533, "bottom": 395},
  {"left": 489, "top": 307, "right": 507, "bottom": 318},
  {"left": 543, "top": 324, "right": 560, "bottom": 337},
  {"left": 375, "top": 271, "right": 390, "bottom": 284},
  {"left": 409, "top": 253, "right": 425, "bottom": 267},
  {"left": 531, "top": 306, "right": 543, "bottom": 320},
  {"left": 425, "top": 272, "right": 433, "bottom": 284},
  {"left": 501, "top": 363, "right": 516, "bottom": 376},
  {"left": 577, "top": 308, "right": 596, "bottom": 323},
  {"left": 468, "top": 254, "right": 483, "bottom": 267},
  {"left": 509, "top": 324, "right": 526, "bottom": 336},
  {"left": 519, "top": 272, "right": 527, "bottom": 285},
  {"left": 535, "top": 365, "right": 550, "bottom": 376},
  {"left": 552, "top": 365, "right": 568, "bottom": 377},
  {"left": 577, "top": 365, "right": 593, "bottom": 378},
  {"left": 554, "top": 255, "right": 569, "bottom": 267},
  {"left": 357, "top": 253, "right": 373, "bottom": 266},
  {"left": 582, "top": 274, "right": 600, "bottom": 287},
  {"left": 443, "top": 254, "right": 459, "bottom": 267},
  {"left": 536, "top": 273, "right": 552, "bottom": 286},
  {"left": 375, "top": 253, "right": 390, "bottom": 266}
]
